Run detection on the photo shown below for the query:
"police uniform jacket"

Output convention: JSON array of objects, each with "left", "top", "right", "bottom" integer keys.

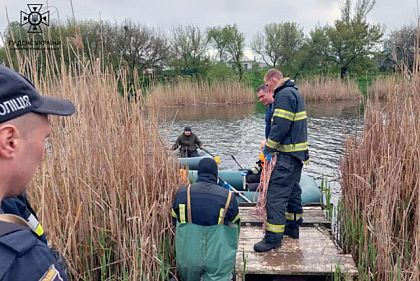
[
  {"left": 1, "top": 195, "right": 47, "bottom": 243},
  {"left": 0, "top": 207, "right": 67, "bottom": 281}
]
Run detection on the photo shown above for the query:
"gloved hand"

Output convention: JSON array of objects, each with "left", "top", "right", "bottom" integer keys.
[
  {"left": 222, "top": 181, "right": 231, "bottom": 190},
  {"left": 264, "top": 151, "right": 272, "bottom": 162}
]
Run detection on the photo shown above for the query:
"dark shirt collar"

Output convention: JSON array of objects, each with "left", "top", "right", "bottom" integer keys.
[{"left": 197, "top": 172, "right": 218, "bottom": 184}]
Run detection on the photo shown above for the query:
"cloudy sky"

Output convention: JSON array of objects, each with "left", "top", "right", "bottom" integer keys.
[{"left": 0, "top": 0, "right": 417, "bottom": 44}]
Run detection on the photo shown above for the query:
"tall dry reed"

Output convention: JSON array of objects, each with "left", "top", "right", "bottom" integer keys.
[
  {"left": 369, "top": 75, "right": 405, "bottom": 101},
  {"left": 146, "top": 79, "right": 255, "bottom": 107},
  {"left": 298, "top": 77, "right": 361, "bottom": 101},
  {"left": 9, "top": 50, "right": 181, "bottom": 279},
  {"left": 339, "top": 71, "right": 419, "bottom": 279}
]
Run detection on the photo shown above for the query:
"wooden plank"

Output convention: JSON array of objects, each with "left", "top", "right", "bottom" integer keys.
[
  {"left": 239, "top": 206, "right": 330, "bottom": 228},
  {"left": 235, "top": 226, "right": 358, "bottom": 279}
]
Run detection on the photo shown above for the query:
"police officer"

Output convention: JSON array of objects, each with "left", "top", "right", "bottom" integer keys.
[
  {"left": 254, "top": 69, "right": 309, "bottom": 252},
  {"left": 0, "top": 66, "right": 75, "bottom": 280},
  {"left": 172, "top": 158, "right": 240, "bottom": 281},
  {"left": 1, "top": 195, "right": 47, "bottom": 244}
]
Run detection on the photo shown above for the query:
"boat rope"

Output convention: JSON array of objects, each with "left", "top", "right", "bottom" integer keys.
[{"left": 252, "top": 154, "right": 277, "bottom": 220}]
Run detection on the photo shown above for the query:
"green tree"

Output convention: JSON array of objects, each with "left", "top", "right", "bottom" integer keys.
[
  {"left": 171, "top": 25, "right": 210, "bottom": 77},
  {"left": 327, "top": 0, "right": 383, "bottom": 77},
  {"left": 223, "top": 25, "right": 246, "bottom": 81},
  {"left": 206, "top": 62, "right": 236, "bottom": 82},
  {"left": 252, "top": 22, "right": 304, "bottom": 73},
  {"left": 207, "top": 25, "right": 245, "bottom": 80},
  {"left": 296, "top": 26, "right": 334, "bottom": 76},
  {"left": 207, "top": 26, "right": 230, "bottom": 62}
]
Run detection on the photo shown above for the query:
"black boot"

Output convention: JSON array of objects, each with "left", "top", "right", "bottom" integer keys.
[
  {"left": 284, "top": 227, "right": 299, "bottom": 239},
  {"left": 253, "top": 231, "right": 282, "bottom": 252},
  {"left": 254, "top": 238, "right": 281, "bottom": 252}
]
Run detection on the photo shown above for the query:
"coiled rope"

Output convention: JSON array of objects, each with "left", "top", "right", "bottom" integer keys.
[{"left": 251, "top": 154, "right": 277, "bottom": 220}]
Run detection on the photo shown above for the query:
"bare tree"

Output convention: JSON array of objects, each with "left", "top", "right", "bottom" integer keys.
[{"left": 383, "top": 25, "right": 416, "bottom": 71}]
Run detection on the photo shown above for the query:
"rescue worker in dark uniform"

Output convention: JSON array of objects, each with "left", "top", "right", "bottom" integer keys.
[
  {"left": 0, "top": 66, "right": 75, "bottom": 280},
  {"left": 254, "top": 69, "right": 309, "bottom": 252},
  {"left": 172, "top": 158, "right": 240, "bottom": 281},
  {"left": 171, "top": 126, "right": 203, "bottom": 158}
]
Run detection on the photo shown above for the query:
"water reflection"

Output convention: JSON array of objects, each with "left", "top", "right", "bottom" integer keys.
[
  {"left": 158, "top": 100, "right": 364, "bottom": 197},
  {"left": 159, "top": 103, "right": 256, "bottom": 121}
]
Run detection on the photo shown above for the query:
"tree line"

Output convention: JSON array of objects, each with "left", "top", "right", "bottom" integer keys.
[{"left": 0, "top": 0, "right": 416, "bottom": 84}]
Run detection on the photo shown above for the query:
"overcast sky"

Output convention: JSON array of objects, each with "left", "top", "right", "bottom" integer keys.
[{"left": 0, "top": 0, "right": 418, "bottom": 45}]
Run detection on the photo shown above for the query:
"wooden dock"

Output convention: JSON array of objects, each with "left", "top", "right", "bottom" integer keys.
[
  {"left": 239, "top": 206, "right": 331, "bottom": 228},
  {"left": 235, "top": 206, "right": 358, "bottom": 281}
]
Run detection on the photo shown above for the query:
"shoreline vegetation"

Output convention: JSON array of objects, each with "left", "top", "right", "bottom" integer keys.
[
  {"left": 146, "top": 80, "right": 255, "bottom": 107},
  {"left": 11, "top": 55, "right": 181, "bottom": 279},
  {"left": 1, "top": 16, "right": 406, "bottom": 106},
  {"left": 2, "top": 16, "right": 417, "bottom": 280},
  {"left": 339, "top": 66, "right": 419, "bottom": 279}
]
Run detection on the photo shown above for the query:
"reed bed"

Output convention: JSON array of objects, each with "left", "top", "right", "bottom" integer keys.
[
  {"left": 339, "top": 73, "right": 419, "bottom": 279},
  {"left": 146, "top": 80, "right": 255, "bottom": 107},
  {"left": 369, "top": 75, "right": 406, "bottom": 101},
  {"left": 10, "top": 53, "right": 181, "bottom": 279},
  {"left": 298, "top": 77, "right": 361, "bottom": 101}
]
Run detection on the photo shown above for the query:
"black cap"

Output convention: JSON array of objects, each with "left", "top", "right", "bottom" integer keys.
[
  {"left": 0, "top": 66, "right": 75, "bottom": 123},
  {"left": 184, "top": 126, "right": 191, "bottom": 132}
]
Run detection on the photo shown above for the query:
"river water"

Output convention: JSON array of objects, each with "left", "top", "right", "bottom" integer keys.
[{"left": 159, "top": 100, "right": 364, "bottom": 199}]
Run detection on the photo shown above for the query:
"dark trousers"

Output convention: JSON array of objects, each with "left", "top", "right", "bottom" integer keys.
[
  {"left": 246, "top": 174, "right": 261, "bottom": 191},
  {"left": 246, "top": 174, "right": 261, "bottom": 184},
  {"left": 265, "top": 153, "right": 303, "bottom": 240},
  {"left": 180, "top": 150, "right": 199, "bottom": 158}
]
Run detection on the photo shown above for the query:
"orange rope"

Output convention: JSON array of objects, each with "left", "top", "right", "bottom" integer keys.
[{"left": 251, "top": 154, "right": 277, "bottom": 220}]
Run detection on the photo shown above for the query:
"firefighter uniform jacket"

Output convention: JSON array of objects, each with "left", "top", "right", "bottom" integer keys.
[{"left": 265, "top": 79, "right": 309, "bottom": 163}]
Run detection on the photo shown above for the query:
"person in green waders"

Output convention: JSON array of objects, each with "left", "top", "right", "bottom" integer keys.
[{"left": 171, "top": 158, "right": 240, "bottom": 281}]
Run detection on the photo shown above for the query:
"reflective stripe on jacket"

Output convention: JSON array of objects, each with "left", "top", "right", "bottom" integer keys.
[{"left": 265, "top": 79, "right": 309, "bottom": 162}]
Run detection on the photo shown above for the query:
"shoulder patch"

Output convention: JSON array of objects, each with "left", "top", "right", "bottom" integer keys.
[{"left": 39, "top": 265, "right": 63, "bottom": 281}]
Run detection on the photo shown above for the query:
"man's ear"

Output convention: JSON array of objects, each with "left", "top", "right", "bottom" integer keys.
[{"left": 0, "top": 125, "right": 18, "bottom": 158}]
